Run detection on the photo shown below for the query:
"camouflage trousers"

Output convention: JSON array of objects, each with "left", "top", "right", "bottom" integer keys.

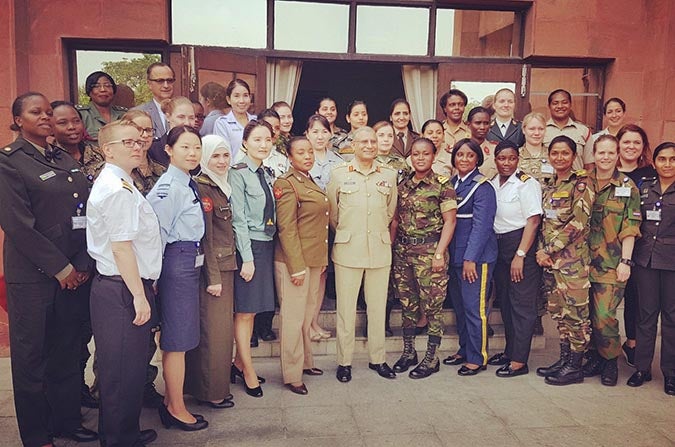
[
  {"left": 393, "top": 244, "right": 448, "bottom": 338},
  {"left": 542, "top": 269, "right": 591, "bottom": 353},
  {"left": 589, "top": 282, "right": 625, "bottom": 359}
]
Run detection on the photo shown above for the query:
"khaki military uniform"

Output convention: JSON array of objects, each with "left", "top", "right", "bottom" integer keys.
[
  {"left": 327, "top": 159, "right": 397, "bottom": 366},
  {"left": 478, "top": 140, "right": 498, "bottom": 180},
  {"left": 377, "top": 153, "right": 410, "bottom": 184},
  {"left": 540, "top": 169, "right": 595, "bottom": 353},
  {"left": 543, "top": 118, "right": 593, "bottom": 171},
  {"left": 76, "top": 103, "right": 127, "bottom": 143},
  {"left": 273, "top": 168, "right": 329, "bottom": 384},
  {"left": 393, "top": 171, "right": 457, "bottom": 340},
  {"left": 442, "top": 121, "right": 471, "bottom": 150},
  {"left": 588, "top": 170, "right": 641, "bottom": 360}
]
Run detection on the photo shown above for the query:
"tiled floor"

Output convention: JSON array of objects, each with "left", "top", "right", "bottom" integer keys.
[{"left": 0, "top": 332, "right": 673, "bottom": 446}]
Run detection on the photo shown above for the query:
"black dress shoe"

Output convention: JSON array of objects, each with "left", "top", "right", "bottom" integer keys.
[
  {"left": 627, "top": 370, "right": 652, "bottom": 387},
  {"left": 139, "top": 429, "right": 158, "bottom": 445},
  {"left": 197, "top": 398, "right": 235, "bottom": 409},
  {"left": 81, "top": 384, "right": 99, "bottom": 409},
  {"left": 158, "top": 404, "right": 209, "bottom": 431},
  {"left": 496, "top": 363, "right": 529, "bottom": 378},
  {"left": 487, "top": 324, "right": 495, "bottom": 337},
  {"left": 336, "top": 365, "right": 352, "bottom": 383},
  {"left": 368, "top": 362, "right": 396, "bottom": 379},
  {"left": 442, "top": 354, "right": 465, "bottom": 366},
  {"left": 665, "top": 377, "right": 675, "bottom": 396},
  {"left": 285, "top": 383, "right": 308, "bottom": 395},
  {"left": 303, "top": 368, "right": 324, "bottom": 376},
  {"left": 488, "top": 352, "right": 510, "bottom": 366},
  {"left": 55, "top": 426, "right": 99, "bottom": 443},
  {"left": 250, "top": 333, "right": 259, "bottom": 348},
  {"left": 143, "top": 383, "right": 165, "bottom": 409},
  {"left": 260, "top": 330, "right": 277, "bottom": 342},
  {"left": 231, "top": 364, "right": 266, "bottom": 384},
  {"left": 457, "top": 365, "right": 487, "bottom": 376},
  {"left": 393, "top": 353, "right": 418, "bottom": 373},
  {"left": 622, "top": 342, "right": 636, "bottom": 367}
]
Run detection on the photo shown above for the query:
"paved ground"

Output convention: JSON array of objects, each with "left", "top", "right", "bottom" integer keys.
[{"left": 1, "top": 329, "right": 674, "bottom": 447}]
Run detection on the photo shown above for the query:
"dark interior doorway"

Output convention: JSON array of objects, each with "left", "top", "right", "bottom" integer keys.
[{"left": 291, "top": 60, "right": 405, "bottom": 135}]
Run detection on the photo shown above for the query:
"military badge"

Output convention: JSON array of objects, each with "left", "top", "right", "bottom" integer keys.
[
  {"left": 273, "top": 186, "right": 284, "bottom": 199},
  {"left": 201, "top": 197, "right": 213, "bottom": 212}
]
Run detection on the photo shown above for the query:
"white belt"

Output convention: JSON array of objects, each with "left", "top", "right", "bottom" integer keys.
[{"left": 457, "top": 213, "right": 474, "bottom": 218}]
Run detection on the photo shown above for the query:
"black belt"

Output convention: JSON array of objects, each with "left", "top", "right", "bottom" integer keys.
[
  {"left": 98, "top": 274, "right": 155, "bottom": 285},
  {"left": 495, "top": 228, "right": 525, "bottom": 240},
  {"left": 398, "top": 234, "right": 441, "bottom": 246}
]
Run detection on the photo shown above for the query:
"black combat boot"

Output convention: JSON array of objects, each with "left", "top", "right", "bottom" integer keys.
[
  {"left": 409, "top": 337, "right": 440, "bottom": 379},
  {"left": 582, "top": 349, "right": 604, "bottom": 377},
  {"left": 536, "top": 342, "right": 570, "bottom": 377},
  {"left": 545, "top": 351, "right": 585, "bottom": 385},
  {"left": 393, "top": 333, "right": 417, "bottom": 373},
  {"left": 600, "top": 357, "right": 618, "bottom": 386}
]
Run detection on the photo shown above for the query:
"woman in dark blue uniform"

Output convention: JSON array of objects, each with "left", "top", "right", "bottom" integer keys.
[
  {"left": 0, "top": 92, "right": 97, "bottom": 446},
  {"left": 442, "top": 138, "right": 498, "bottom": 375},
  {"left": 147, "top": 126, "right": 208, "bottom": 431}
]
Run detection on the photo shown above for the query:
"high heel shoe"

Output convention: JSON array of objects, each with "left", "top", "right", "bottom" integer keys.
[
  {"left": 244, "top": 378, "right": 263, "bottom": 398},
  {"left": 158, "top": 404, "right": 208, "bottom": 431},
  {"left": 231, "top": 364, "right": 265, "bottom": 384}
]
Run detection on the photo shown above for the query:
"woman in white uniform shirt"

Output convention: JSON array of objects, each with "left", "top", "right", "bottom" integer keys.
[
  {"left": 214, "top": 79, "right": 256, "bottom": 161},
  {"left": 488, "top": 141, "right": 543, "bottom": 377}
]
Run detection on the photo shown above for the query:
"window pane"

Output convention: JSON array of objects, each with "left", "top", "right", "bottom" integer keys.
[
  {"left": 275, "top": 1, "right": 348, "bottom": 52},
  {"left": 171, "top": 0, "right": 266, "bottom": 49},
  {"left": 436, "top": 9, "right": 515, "bottom": 57},
  {"left": 76, "top": 50, "right": 161, "bottom": 107},
  {"left": 356, "top": 6, "right": 428, "bottom": 55}
]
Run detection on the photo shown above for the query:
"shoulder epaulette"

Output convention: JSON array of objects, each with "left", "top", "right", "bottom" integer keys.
[
  {"left": 1, "top": 141, "right": 22, "bottom": 156},
  {"left": 379, "top": 163, "right": 395, "bottom": 170},
  {"left": 232, "top": 162, "right": 248, "bottom": 170},
  {"left": 279, "top": 170, "right": 294, "bottom": 179},
  {"left": 475, "top": 174, "right": 488, "bottom": 184},
  {"left": 120, "top": 178, "right": 134, "bottom": 193},
  {"left": 516, "top": 171, "right": 531, "bottom": 182},
  {"left": 437, "top": 175, "right": 449, "bottom": 185},
  {"left": 194, "top": 175, "right": 213, "bottom": 186},
  {"left": 574, "top": 169, "right": 588, "bottom": 178},
  {"left": 75, "top": 104, "right": 89, "bottom": 110}
]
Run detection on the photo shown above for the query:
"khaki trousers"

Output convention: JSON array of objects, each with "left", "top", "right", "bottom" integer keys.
[
  {"left": 334, "top": 264, "right": 389, "bottom": 366},
  {"left": 275, "top": 262, "right": 322, "bottom": 384}
]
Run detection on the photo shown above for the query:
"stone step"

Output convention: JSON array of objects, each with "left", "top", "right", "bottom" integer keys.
[{"left": 251, "top": 325, "right": 547, "bottom": 358}]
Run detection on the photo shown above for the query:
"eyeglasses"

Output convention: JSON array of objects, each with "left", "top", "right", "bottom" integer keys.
[
  {"left": 148, "top": 78, "right": 176, "bottom": 85},
  {"left": 108, "top": 139, "right": 144, "bottom": 149},
  {"left": 139, "top": 127, "right": 155, "bottom": 137},
  {"left": 92, "top": 83, "right": 113, "bottom": 90}
]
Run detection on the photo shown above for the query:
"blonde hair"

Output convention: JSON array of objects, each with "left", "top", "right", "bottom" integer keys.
[
  {"left": 98, "top": 119, "right": 138, "bottom": 146},
  {"left": 522, "top": 112, "right": 547, "bottom": 129},
  {"left": 160, "top": 96, "right": 192, "bottom": 116}
]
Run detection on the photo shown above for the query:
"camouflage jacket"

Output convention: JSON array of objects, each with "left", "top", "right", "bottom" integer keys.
[
  {"left": 539, "top": 169, "right": 595, "bottom": 271},
  {"left": 377, "top": 153, "right": 410, "bottom": 184},
  {"left": 397, "top": 170, "right": 457, "bottom": 238},
  {"left": 588, "top": 169, "right": 642, "bottom": 284},
  {"left": 518, "top": 145, "right": 554, "bottom": 185}
]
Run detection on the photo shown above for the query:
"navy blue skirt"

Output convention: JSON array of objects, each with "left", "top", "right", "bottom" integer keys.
[
  {"left": 234, "top": 239, "right": 275, "bottom": 314},
  {"left": 158, "top": 241, "right": 201, "bottom": 352}
]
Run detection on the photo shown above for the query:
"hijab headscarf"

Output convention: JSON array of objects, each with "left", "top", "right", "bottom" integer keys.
[{"left": 200, "top": 135, "right": 232, "bottom": 198}]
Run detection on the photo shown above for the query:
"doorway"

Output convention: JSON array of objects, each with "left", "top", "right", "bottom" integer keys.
[{"left": 291, "top": 60, "right": 405, "bottom": 135}]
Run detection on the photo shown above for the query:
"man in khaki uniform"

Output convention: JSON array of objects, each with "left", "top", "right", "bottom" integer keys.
[
  {"left": 440, "top": 89, "right": 472, "bottom": 150},
  {"left": 543, "top": 89, "right": 594, "bottom": 171},
  {"left": 327, "top": 127, "right": 398, "bottom": 382}
]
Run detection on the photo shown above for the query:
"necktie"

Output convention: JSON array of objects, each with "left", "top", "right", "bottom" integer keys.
[
  {"left": 397, "top": 132, "right": 405, "bottom": 149},
  {"left": 500, "top": 124, "right": 507, "bottom": 137},
  {"left": 256, "top": 167, "right": 276, "bottom": 236},
  {"left": 45, "top": 145, "right": 62, "bottom": 162}
]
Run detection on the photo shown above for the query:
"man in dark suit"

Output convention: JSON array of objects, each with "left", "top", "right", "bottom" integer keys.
[
  {"left": 133, "top": 62, "right": 175, "bottom": 165},
  {"left": 486, "top": 88, "right": 525, "bottom": 148}
]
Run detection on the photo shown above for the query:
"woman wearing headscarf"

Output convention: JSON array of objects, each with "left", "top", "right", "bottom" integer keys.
[{"left": 184, "top": 135, "right": 237, "bottom": 408}]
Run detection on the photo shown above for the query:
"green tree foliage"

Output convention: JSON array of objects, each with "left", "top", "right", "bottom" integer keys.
[{"left": 78, "top": 53, "right": 161, "bottom": 106}]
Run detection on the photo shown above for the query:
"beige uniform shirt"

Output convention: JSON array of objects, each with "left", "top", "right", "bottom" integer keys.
[
  {"left": 543, "top": 118, "right": 593, "bottom": 170},
  {"left": 443, "top": 121, "right": 471, "bottom": 150},
  {"left": 327, "top": 159, "right": 398, "bottom": 269}
]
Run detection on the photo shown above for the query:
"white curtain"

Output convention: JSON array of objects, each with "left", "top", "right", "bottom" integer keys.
[
  {"left": 266, "top": 59, "right": 303, "bottom": 108},
  {"left": 401, "top": 65, "right": 438, "bottom": 132}
]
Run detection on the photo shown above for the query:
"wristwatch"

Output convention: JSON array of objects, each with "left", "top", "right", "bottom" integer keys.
[
  {"left": 516, "top": 249, "right": 526, "bottom": 258},
  {"left": 434, "top": 253, "right": 443, "bottom": 260},
  {"left": 620, "top": 258, "right": 635, "bottom": 267}
]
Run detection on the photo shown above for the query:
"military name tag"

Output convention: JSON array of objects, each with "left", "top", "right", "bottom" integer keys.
[
  {"left": 646, "top": 210, "right": 661, "bottom": 221},
  {"left": 552, "top": 191, "right": 570, "bottom": 199},
  {"left": 545, "top": 209, "right": 558, "bottom": 219},
  {"left": 541, "top": 163, "right": 554, "bottom": 174},
  {"left": 614, "top": 187, "right": 631, "bottom": 197},
  {"left": 71, "top": 216, "right": 87, "bottom": 229},
  {"left": 195, "top": 254, "right": 205, "bottom": 268},
  {"left": 39, "top": 170, "right": 56, "bottom": 181}
]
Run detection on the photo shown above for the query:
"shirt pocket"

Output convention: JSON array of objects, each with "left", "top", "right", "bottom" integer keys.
[
  {"left": 214, "top": 204, "right": 233, "bottom": 222},
  {"left": 338, "top": 181, "right": 360, "bottom": 206}
]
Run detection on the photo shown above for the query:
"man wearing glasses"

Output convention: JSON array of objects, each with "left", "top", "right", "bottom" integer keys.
[
  {"left": 87, "top": 120, "right": 162, "bottom": 446},
  {"left": 134, "top": 62, "right": 176, "bottom": 163},
  {"left": 77, "top": 71, "right": 127, "bottom": 144}
]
